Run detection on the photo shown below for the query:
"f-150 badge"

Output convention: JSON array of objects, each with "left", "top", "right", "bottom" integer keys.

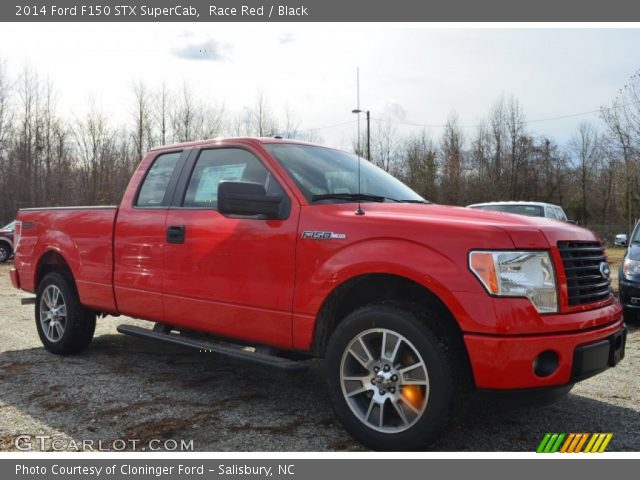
[{"left": 301, "top": 231, "right": 347, "bottom": 240}]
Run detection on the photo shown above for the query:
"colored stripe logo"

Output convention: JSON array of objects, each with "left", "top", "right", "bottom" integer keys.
[{"left": 537, "top": 433, "right": 613, "bottom": 453}]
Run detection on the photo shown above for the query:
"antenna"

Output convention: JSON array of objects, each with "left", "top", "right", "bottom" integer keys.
[{"left": 354, "top": 67, "right": 364, "bottom": 216}]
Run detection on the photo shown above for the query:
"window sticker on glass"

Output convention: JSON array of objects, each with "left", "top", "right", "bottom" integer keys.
[{"left": 193, "top": 164, "right": 247, "bottom": 203}]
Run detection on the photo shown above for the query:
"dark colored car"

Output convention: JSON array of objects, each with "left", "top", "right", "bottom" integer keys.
[
  {"left": 619, "top": 221, "right": 640, "bottom": 322},
  {"left": 0, "top": 220, "right": 15, "bottom": 263}
]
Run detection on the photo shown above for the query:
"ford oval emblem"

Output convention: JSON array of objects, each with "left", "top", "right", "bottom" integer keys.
[{"left": 599, "top": 261, "right": 611, "bottom": 279}]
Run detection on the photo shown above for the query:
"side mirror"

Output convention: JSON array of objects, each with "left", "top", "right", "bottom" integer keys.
[
  {"left": 218, "top": 181, "right": 283, "bottom": 219},
  {"left": 566, "top": 219, "right": 578, "bottom": 225},
  {"left": 614, "top": 234, "right": 628, "bottom": 247}
]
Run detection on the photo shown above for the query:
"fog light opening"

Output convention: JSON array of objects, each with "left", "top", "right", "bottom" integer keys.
[{"left": 533, "top": 350, "right": 559, "bottom": 377}]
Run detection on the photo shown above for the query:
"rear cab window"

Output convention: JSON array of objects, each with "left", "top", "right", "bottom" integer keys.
[{"left": 136, "top": 152, "right": 182, "bottom": 207}]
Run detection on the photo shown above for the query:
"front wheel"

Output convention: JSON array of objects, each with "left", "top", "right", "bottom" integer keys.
[
  {"left": 325, "top": 304, "right": 463, "bottom": 451},
  {"left": 0, "top": 243, "right": 11, "bottom": 263},
  {"left": 35, "top": 272, "right": 96, "bottom": 354}
]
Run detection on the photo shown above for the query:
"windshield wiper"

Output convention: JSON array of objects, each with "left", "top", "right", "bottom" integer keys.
[
  {"left": 375, "top": 197, "right": 430, "bottom": 204},
  {"left": 311, "top": 193, "right": 386, "bottom": 203},
  {"left": 311, "top": 193, "right": 430, "bottom": 204}
]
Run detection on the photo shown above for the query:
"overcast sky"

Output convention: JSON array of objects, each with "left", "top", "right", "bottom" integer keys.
[{"left": 1, "top": 24, "right": 639, "bottom": 149}]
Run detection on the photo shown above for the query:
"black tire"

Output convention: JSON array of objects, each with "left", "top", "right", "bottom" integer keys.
[
  {"left": 0, "top": 243, "right": 11, "bottom": 263},
  {"left": 325, "top": 303, "right": 466, "bottom": 451},
  {"left": 35, "top": 272, "right": 96, "bottom": 354}
]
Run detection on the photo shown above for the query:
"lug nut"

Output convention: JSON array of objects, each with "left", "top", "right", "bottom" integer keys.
[
  {"left": 391, "top": 375, "right": 398, "bottom": 382},
  {"left": 383, "top": 365, "right": 390, "bottom": 372},
  {"left": 379, "top": 389, "right": 385, "bottom": 395},
  {"left": 371, "top": 378, "right": 376, "bottom": 385},
  {"left": 390, "top": 387, "right": 396, "bottom": 394},
  {"left": 373, "top": 366, "right": 380, "bottom": 373}
]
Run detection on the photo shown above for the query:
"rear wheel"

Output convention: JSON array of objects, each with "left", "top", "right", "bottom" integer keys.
[
  {"left": 325, "top": 304, "right": 464, "bottom": 450},
  {"left": 35, "top": 272, "right": 96, "bottom": 354}
]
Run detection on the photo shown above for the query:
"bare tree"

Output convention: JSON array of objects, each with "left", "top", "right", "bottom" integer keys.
[
  {"left": 281, "top": 103, "right": 300, "bottom": 138},
  {"left": 372, "top": 120, "right": 400, "bottom": 173},
  {"left": 0, "top": 59, "right": 14, "bottom": 223},
  {"left": 171, "top": 81, "right": 196, "bottom": 143},
  {"left": 1, "top": 58, "right": 639, "bottom": 241},
  {"left": 249, "top": 90, "right": 278, "bottom": 137},
  {"left": 570, "top": 122, "right": 600, "bottom": 223},
  {"left": 488, "top": 96, "right": 507, "bottom": 191},
  {"left": 156, "top": 80, "right": 170, "bottom": 146},
  {"left": 73, "top": 100, "right": 119, "bottom": 204},
  {"left": 440, "top": 112, "right": 465, "bottom": 205},
  {"left": 505, "top": 96, "right": 527, "bottom": 197},
  {"left": 468, "top": 121, "right": 492, "bottom": 203},
  {"left": 131, "top": 79, "right": 154, "bottom": 161},
  {"left": 401, "top": 131, "right": 438, "bottom": 201},
  {"left": 194, "top": 102, "right": 225, "bottom": 141},
  {"left": 601, "top": 98, "right": 637, "bottom": 232}
]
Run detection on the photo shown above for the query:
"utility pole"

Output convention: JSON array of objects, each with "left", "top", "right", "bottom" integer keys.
[{"left": 352, "top": 109, "right": 370, "bottom": 161}]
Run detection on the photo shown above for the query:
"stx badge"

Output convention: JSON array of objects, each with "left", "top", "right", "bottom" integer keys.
[{"left": 301, "top": 231, "right": 347, "bottom": 240}]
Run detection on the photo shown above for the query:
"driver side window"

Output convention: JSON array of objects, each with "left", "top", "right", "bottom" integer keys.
[{"left": 183, "top": 148, "right": 284, "bottom": 209}]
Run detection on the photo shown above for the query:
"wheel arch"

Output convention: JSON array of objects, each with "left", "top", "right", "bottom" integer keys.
[
  {"left": 310, "top": 273, "right": 468, "bottom": 364},
  {"left": 35, "top": 249, "right": 76, "bottom": 290},
  {"left": 0, "top": 236, "right": 13, "bottom": 249}
]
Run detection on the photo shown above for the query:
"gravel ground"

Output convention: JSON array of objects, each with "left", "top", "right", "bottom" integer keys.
[{"left": 0, "top": 262, "right": 638, "bottom": 452}]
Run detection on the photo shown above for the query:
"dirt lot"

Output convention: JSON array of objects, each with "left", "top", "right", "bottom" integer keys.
[{"left": 0, "top": 256, "right": 638, "bottom": 452}]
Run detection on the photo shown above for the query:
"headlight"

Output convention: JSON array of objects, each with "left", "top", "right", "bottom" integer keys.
[
  {"left": 469, "top": 250, "right": 558, "bottom": 313},
  {"left": 623, "top": 258, "right": 640, "bottom": 277}
]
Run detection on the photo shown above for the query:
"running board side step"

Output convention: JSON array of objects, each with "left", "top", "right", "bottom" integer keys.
[{"left": 116, "top": 324, "right": 309, "bottom": 372}]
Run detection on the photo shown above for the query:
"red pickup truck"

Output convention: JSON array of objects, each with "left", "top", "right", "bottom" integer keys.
[{"left": 10, "top": 138, "right": 626, "bottom": 450}]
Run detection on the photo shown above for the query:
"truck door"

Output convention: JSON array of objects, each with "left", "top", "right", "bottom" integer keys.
[
  {"left": 162, "top": 145, "right": 299, "bottom": 348},
  {"left": 113, "top": 149, "right": 188, "bottom": 321}
]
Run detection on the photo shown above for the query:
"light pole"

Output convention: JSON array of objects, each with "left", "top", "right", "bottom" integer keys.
[{"left": 352, "top": 109, "right": 370, "bottom": 161}]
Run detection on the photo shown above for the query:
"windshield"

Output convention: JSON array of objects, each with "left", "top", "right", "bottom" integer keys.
[
  {"left": 472, "top": 204, "right": 544, "bottom": 217},
  {"left": 2, "top": 220, "right": 15, "bottom": 231},
  {"left": 633, "top": 224, "right": 640, "bottom": 243},
  {"left": 264, "top": 144, "right": 425, "bottom": 203}
]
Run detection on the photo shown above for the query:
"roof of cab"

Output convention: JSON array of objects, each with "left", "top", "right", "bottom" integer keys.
[{"left": 149, "top": 137, "right": 318, "bottom": 152}]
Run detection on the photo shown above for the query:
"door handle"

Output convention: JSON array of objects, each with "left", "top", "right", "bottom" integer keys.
[{"left": 166, "top": 225, "right": 186, "bottom": 244}]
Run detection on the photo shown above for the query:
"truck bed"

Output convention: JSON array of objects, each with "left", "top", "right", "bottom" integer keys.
[{"left": 15, "top": 206, "right": 118, "bottom": 313}]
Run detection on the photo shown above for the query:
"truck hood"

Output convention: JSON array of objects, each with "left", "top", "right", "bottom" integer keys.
[{"left": 359, "top": 203, "right": 599, "bottom": 248}]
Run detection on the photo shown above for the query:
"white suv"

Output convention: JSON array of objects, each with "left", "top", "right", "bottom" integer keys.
[{"left": 467, "top": 201, "right": 572, "bottom": 222}]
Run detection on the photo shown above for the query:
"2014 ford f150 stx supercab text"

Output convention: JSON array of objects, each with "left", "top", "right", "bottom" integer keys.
[{"left": 9, "top": 138, "right": 627, "bottom": 450}]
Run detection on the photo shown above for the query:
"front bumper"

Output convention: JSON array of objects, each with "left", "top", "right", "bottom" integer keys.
[
  {"left": 9, "top": 268, "right": 20, "bottom": 289},
  {"left": 620, "top": 278, "right": 640, "bottom": 309},
  {"left": 464, "top": 317, "right": 625, "bottom": 389}
]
